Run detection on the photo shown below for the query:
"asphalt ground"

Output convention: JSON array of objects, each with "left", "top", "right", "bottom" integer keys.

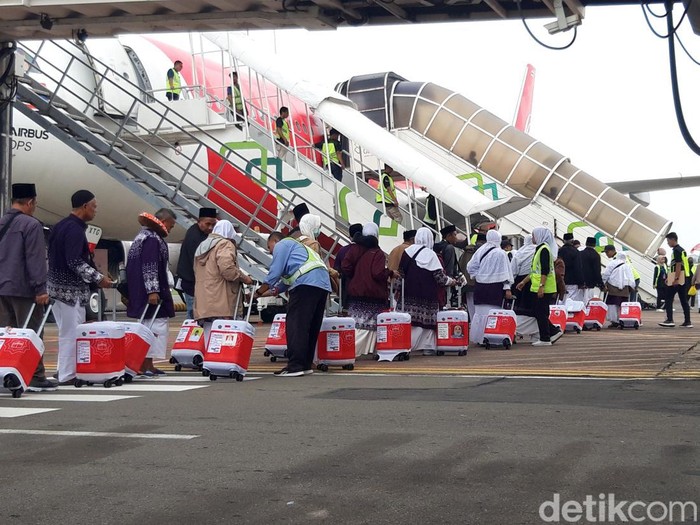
[{"left": 0, "top": 374, "right": 698, "bottom": 524}]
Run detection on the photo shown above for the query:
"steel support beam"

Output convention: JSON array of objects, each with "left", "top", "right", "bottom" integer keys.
[{"left": 0, "top": 41, "right": 15, "bottom": 216}]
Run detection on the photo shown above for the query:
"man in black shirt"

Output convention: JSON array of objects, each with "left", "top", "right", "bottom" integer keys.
[
  {"left": 580, "top": 236, "right": 604, "bottom": 302},
  {"left": 659, "top": 231, "right": 692, "bottom": 328},
  {"left": 176, "top": 207, "right": 217, "bottom": 319},
  {"left": 559, "top": 233, "right": 585, "bottom": 301}
]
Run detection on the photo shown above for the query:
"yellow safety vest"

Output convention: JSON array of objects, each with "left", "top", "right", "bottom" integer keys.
[
  {"left": 321, "top": 141, "right": 339, "bottom": 167},
  {"left": 625, "top": 255, "right": 640, "bottom": 280},
  {"left": 232, "top": 84, "right": 243, "bottom": 111},
  {"left": 376, "top": 171, "right": 396, "bottom": 204},
  {"left": 166, "top": 68, "right": 181, "bottom": 96},
  {"left": 280, "top": 240, "right": 328, "bottom": 286},
  {"left": 674, "top": 249, "right": 691, "bottom": 277},
  {"left": 530, "top": 244, "right": 557, "bottom": 293},
  {"left": 276, "top": 117, "right": 290, "bottom": 142}
]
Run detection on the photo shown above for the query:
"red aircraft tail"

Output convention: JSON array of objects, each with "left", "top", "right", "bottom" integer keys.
[{"left": 513, "top": 64, "right": 536, "bottom": 134}]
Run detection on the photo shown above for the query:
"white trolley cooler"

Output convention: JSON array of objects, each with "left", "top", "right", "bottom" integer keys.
[
  {"left": 618, "top": 301, "right": 642, "bottom": 329},
  {"left": 565, "top": 300, "right": 586, "bottom": 334},
  {"left": 375, "top": 279, "right": 411, "bottom": 362},
  {"left": 0, "top": 305, "right": 53, "bottom": 398},
  {"left": 583, "top": 300, "right": 608, "bottom": 331},
  {"left": 170, "top": 319, "right": 207, "bottom": 371},
  {"left": 315, "top": 316, "right": 356, "bottom": 371},
  {"left": 74, "top": 321, "right": 126, "bottom": 388},
  {"left": 202, "top": 284, "right": 257, "bottom": 382}
]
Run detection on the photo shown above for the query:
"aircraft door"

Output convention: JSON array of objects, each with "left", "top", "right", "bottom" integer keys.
[{"left": 83, "top": 39, "right": 142, "bottom": 118}]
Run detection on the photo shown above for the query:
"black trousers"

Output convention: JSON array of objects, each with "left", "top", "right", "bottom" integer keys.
[
  {"left": 329, "top": 163, "right": 343, "bottom": 181},
  {"left": 166, "top": 92, "right": 180, "bottom": 101},
  {"left": 666, "top": 280, "right": 691, "bottom": 323},
  {"left": 286, "top": 285, "right": 328, "bottom": 372},
  {"left": 0, "top": 296, "right": 46, "bottom": 380},
  {"left": 533, "top": 292, "right": 556, "bottom": 342},
  {"left": 656, "top": 285, "right": 667, "bottom": 309}
]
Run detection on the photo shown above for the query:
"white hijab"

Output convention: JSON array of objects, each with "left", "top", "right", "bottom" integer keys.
[
  {"left": 511, "top": 234, "right": 536, "bottom": 277},
  {"left": 404, "top": 227, "right": 443, "bottom": 271},
  {"left": 532, "top": 227, "right": 558, "bottom": 258},
  {"left": 467, "top": 230, "right": 514, "bottom": 284},
  {"left": 213, "top": 220, "right": 236, "bottom": 240},
  {"left": 603, "top": 252, "right": 636, "bottom": 289},
  {"left": 299, "top": 214, "right": 321, "bottom": 239},
  {"left": 362, "top": 222, "right": 379, "bottom": 238}
]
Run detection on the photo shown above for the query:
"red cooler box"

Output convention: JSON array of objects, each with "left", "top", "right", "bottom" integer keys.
[
  {"left": 565, "top": 300, "right": 585, "bottom": 334},
  {"left": 264, "top": 314, "right": 288, "bottom": 362},
  {"left": 203, "top": 319, "right": 255, "bottom": 381},
  {"left": 170, "top": 320, "right": 206, "bottom": 371},
  {"left": 376, "top": 312, "right": 411, "bottom": 362},
  {"left": 122, "top": 322, "right": 155, "bottom": 380},
  {"left": 549, "top": 305, "right": 567, "bottom": 333},
  {"left": 75, "top": 321, "right": 125, "bottom": 388},
  {"left": 483, "top": 309, "right": 517, "bottom": 349},
  {"left": 316, "top": 317, "right": 356, "bottom": 371},
  {"left": 436, "top": 310, "right": 469, "bottom": 356},
  {"left": 583, "top": 300, "right": 608, "bottom": 331},
  {"left": 0, "top": 327, "right": 44, "bottom": 398},
  {"left": 619, "top": 302, "right": 642, "bottom": 329}
]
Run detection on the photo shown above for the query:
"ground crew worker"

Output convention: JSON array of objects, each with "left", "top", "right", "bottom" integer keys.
[
  {"left": 166, "top": 60, "right": 183, "bottom": 101},
  {"left": 376, "top": 165, "right": 403, "bottom": 224},
  {"left": 226, "top": 72, "right": 245, "bottom": 127},
  {"left": 256, "top": 231, "right": 331, "bottom": 377},
  {"left": 275, "top": 106, "right": 290, "bottom": 161},
  {"left": 315, "top": 128, "right": 345, "bottom": 181},
  {"left": 659, "top": 232, "right": 692, "bottom": 328},
  {"left": 0, "top": 183, "right": 57, "bottom": 391}
]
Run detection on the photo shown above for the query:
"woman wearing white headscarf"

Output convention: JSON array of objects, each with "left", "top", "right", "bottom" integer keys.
[
  {"left": 602, "top": 251, "right": 636, "bottom": 327},
  {"left": 298, "top": 214, "right": 322, "bottom": 254},
  {"left": 399, "top": 228, "right": 458, "bottom": 353},
  {"left": 516, "top": 226, "right": 563, "bottom": 346},
  {"left": 193, "top": 220, "right": 253, "bottom": 322},
  {"left": 342, "top": 222, "right": 396, "bottom": 355},
  {"left": 467, "top": 229, "right": 514, "bottom": 345}
]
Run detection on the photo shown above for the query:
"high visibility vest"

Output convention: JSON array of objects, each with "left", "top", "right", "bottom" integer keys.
[
  {"left": 276, "top": 117, "right": 290, "bottom": 142},
  {"left": 376, "top": 171, "right": 396, "bottom": 205},
  {"left": 625, "top": 255, "right": 640, "bottom": 280},
  {"left": 232, "top": 84, "right": 243, "bottom": 111},
  {"left": 280, "top": 240, "right": 328, "bottom": 286},
  {"left": 654, "top": 265, "right": 666, "bottom": 287},
  {"left": 530, "top": 244, "right": 557, "bottom": 293},
  {"left": 321, "top": 141, "right": 339, "bottom": 167},
  {"left": 166, "top": 68, "right": 181, "bottom": 95},
  {"left": 675, "top": 249, "right": 691, "bottom": 277}
]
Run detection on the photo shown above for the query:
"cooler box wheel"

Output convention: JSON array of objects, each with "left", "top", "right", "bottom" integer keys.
[
  {"left": 209, "top": 374, "right": 217, "bottom": 381},
  {"left": 436, "top": 351, "right": 445, "bottom": 356},
  {"left": 235, "top": 374, "right": 244, "bottom": 382},
  {"left": 343, "top": 364, "right": 354, "bottom": 371},
  {"left": 123, "top": 374, "right": 133, "bottom": 383},
  {"left": 202, "top": 369, "right": 210, "bottom": 377},
  {"left": 270, "top": 356, "right": 277, "bottom": 363},
  {"left": 263, "top": 350, "right": 270, "bottom": 357},
  {"left": 174, "top": 364, "right": 182, "bottom": 372},
  {"left": 319, "top": 364, "right": 329, "bottom": 372},
  {"left": 169, "top": 357, "right": 176, "bottom": 364},
  {"left": 404, "top": 353, "right": 410, "bottom": 361},
  {"left": 11, "top": 389, "right": 22, "bottom": 399}
]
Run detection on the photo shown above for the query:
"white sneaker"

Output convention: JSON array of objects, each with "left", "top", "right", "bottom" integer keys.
[
  {"left": 655, "top": 309, "right": 665, "bottom": 312},
  {"left": 532, "top": 340, "right": 552, "bottom": 346},
  {"left": 550, "top": 331, "right": 564, "bottom": 344},
  {"left": 303, "top": 369, "right": 314, "bottom": 375}
]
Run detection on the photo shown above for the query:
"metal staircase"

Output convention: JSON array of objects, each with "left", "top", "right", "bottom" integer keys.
[{"left": 16, "top": 39, "right": 357, "bottom": 282}]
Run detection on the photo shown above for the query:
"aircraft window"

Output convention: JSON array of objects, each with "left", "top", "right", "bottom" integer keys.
[
  {"left": 425, "top": 107, "right": 465, "bottom": 149},
  {"left": 295, "top": 121, "right": 302, "bottom": 133},
  {"left": 302, "top": 123, "right": 308, "bottom": 134}
]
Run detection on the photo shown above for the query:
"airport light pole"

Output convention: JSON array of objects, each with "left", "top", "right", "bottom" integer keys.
[{"left": 0, "top": 41, "right": 15, "bottom": 216}]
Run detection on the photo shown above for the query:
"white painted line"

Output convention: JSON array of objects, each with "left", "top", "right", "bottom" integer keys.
[
  {"left": 15, "top": 394, "right": 137, "bottom": 402},
  {"left": 0, "top": 407, "right": 60, "bottom": 418},
  {"left": 148, "top": 375, "right": 212, "bottom": 382},
  {"left": 79, "top": 384, "right": 209, "bottom": 392},
  {"left": 0, "top": 429, "right": 199, "bottom": 440}
]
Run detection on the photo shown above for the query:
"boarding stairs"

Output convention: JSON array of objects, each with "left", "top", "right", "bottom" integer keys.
[{"left": 15, "top": 40, "right": 359, "bottom": 282}]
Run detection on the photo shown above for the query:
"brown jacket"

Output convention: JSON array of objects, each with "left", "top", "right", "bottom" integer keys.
[
  {"left": 193, "top": 235, "right": 243, "bottom": 320},
  {"left": 388, "top": 242, "right": 410, "bottom": 272}
]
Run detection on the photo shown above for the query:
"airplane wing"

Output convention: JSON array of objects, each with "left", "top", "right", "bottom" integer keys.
[{"left": 607, "top": 174, "right": 700, "bottom": 194}]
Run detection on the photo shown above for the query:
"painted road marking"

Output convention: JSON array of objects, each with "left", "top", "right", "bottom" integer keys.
[
  {"left": 10, "top": 394, "right": 137, "bottom": 402},
  {"left": 79, "top": 384, "right": 209, "bottom": 392},
  {"left": 0, "top": 407, "right": 60, "bottom": 418},
  {"left": 0, "top": 429, "right": 199, "bottom": 440}
]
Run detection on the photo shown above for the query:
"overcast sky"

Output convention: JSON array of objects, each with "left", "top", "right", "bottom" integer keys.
[{"left": 229, "top": 4, "right": 700, "bottom": 251}]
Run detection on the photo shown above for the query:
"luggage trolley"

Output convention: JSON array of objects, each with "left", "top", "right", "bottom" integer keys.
[
  {"left": 376, "top": 279, "right": 411, "bottom": 362},
  {"left": 316, "top": 283, "right": 356, "bottom": 371},
  {"left": 170, "top": 319, "right": 207, "bottom": 371},
  {"left": 618, "top": 301, "right": 642, "bottom": 329},
  {"left": 264, "top": 313, "right": 288, "bottom": 362},
  {"left": 436, "top": 286, "right": 469, "bottom": 356},
  {"left": 0, "top": 304, "right": 53, "bottom": 398},
  {"left": 122, "top": 303, "right": 162, "bottom": 382}
]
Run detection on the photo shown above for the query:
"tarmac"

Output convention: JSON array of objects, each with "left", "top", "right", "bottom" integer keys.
[{"left": 0, "top": 307, "right": 698, "bottom": 524}]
